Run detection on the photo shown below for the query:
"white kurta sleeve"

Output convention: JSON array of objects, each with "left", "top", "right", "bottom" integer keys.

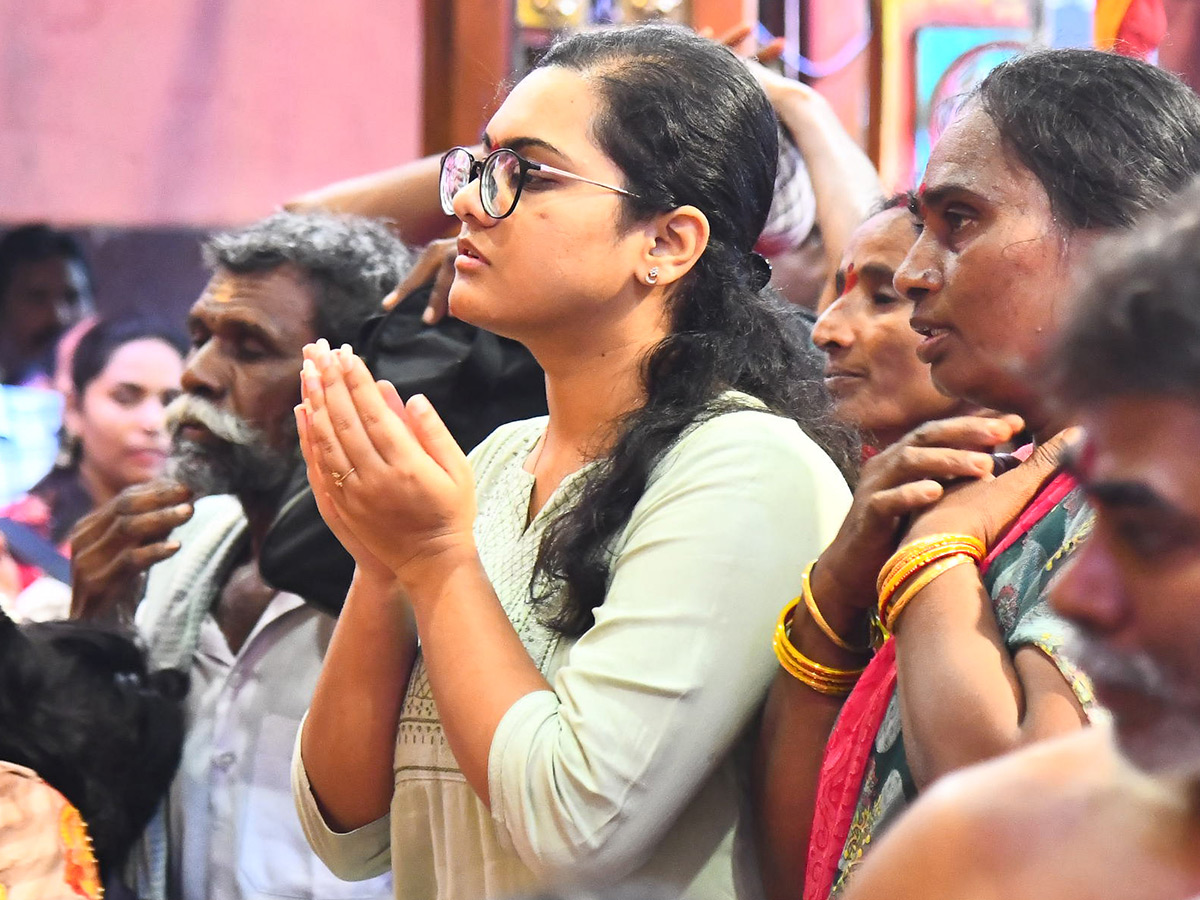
[
  {"left": 291, "top": 715, "right": 393, "bottom": 880},
  {"left": 486, "top": 409, "right": 851, "bottom": 881}
]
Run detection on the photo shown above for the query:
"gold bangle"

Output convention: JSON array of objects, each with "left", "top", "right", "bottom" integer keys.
[
  {"left": 876, "top": 534, "right": 985, "bottom": 596},
  {"left": 773, "top": 639, "right": 862, "bottom": 695},
  {"left": 878, "top": 535, "right": 979, "bottom": 607},
  {"left": 801, "top": 561, "right": 871, "bottom": 654},
  {"left": 878, "top": 532, "right": 979, "bottom": 595},
  {"left": 880, "top": 550, "right": 974, "bottom": 627},
  {"left": 895, "top": 532, "right": 985, "bottom": 559},
  {"left": 772, "top": 597, "right": 865, "bottom": 695},
  {"left": 883, "top": 553, "right": 976, "bottom": 632},
  {"left": 877, "top": 544, "right": 979, "bottom": 615}
]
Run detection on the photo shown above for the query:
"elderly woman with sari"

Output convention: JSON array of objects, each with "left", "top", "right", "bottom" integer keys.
[{"left": 756, "top": 48, "right": 1200, "bottom": 900}]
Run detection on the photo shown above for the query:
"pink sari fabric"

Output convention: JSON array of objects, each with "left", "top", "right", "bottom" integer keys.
[{"left": 802, "top": 467, "right": 1078, "bottom": 900}]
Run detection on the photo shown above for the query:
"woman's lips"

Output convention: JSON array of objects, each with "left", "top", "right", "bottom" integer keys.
[
  {"left": 823, "top": 369, "right": 866, "bottom": 395},
  {"left": 128, "top": 448, "right": 168, "bottom": 467},
  {"left": 455, "top": 237, "right": 488, "bottom": 272}
]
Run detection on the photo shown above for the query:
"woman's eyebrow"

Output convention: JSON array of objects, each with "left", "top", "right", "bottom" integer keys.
[
  {"left": 920, "top": 183, "right": 985, "bottom": 211},
  {"left": 857, "top": 262, "right": 895, "bottom": 284},
  {"left": 480, "top": 131, "right": 572, "bottom": 164}
]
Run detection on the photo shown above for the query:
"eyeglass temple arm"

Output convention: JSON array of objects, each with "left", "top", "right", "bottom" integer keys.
[
  {"left": 291, "top": 145, "right": 483, "bottom": 245},
  {"left": 533, "top": 162, "right": 638, "bottom": 198}
]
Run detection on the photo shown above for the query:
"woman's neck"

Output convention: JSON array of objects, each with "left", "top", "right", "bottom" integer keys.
[
  {"left": 76, "top": 459, "right": 121, "bottom": 509},
  {"left": 520, "top": 330, "right": 659, "bottom": 524},
  {"left": 528, "top": 300, "right": 670, "bottom": 470},
  {"left": 1025, "top": 407, "right": 1073, "bottom": 445},
  {"left": 998, "top": 389, "right": 1073, "bottom": 446},
  {"left": 538, "top": 338, "right": 653, "bottom": 467}
]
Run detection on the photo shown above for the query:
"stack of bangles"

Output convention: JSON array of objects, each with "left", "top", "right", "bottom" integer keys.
[
  {"left": 875, "top": 533, "right": 986, "bottom": 633},
  {"left": 772, "top": 561, "right": 871, "bottom": 696}
]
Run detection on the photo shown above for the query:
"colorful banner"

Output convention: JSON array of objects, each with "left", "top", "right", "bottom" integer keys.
[{"left": 1095, "top": 0, "right": 1168, "bottom": 57}]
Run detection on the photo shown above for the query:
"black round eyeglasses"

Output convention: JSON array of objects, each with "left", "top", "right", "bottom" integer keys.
[{"left": 439, "top": 146, "right": 638, "bottom": 219}]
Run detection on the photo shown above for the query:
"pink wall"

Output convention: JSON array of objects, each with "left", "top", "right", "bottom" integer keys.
[
  {"left": 0, "top": 1, "right": 422, "bottom": 227},
  {"left": 804, "top": 0, "right": 872, "bottom": 151}
]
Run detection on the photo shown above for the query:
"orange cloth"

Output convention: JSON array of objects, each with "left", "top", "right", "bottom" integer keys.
[
  {"left": 1095, "top": 0, "right": 1168, "bottom": 58},
  {"left": 0, "top": 762, "right": 102, "bottom": 899}
]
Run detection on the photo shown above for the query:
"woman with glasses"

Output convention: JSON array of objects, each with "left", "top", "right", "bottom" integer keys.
[{"left": 291, "top": 24, "right": 854, "bottom": 900}]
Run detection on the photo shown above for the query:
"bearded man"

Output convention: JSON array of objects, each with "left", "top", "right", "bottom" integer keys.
[{"left": 70, "top": 212, "right": 407, "bottom": 900}]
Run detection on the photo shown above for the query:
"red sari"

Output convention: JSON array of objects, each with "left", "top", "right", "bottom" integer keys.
[{"left": 802, "top": 467, "right": 1085, "bottom": 900}]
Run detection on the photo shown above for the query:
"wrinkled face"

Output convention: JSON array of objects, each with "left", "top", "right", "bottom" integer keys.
[
  {"left": 813, "top": 207, "right": 963, "bottom": 447},
  {"left": 896, "top": 104, "right": 1084, "bottom": 417},
  {"left": 1053, "top": 395, "right": 1200, "bottom": 782},
  {"left": 445, "top": 66, "right": 647, "bottom": 342},
  {"left": 1, "top": 256, "right": 93, "bottom": 367},
  {"left": 170, "top": 267, "right": 317, "bottom": 497},
  {"left": 67, "top": 338, "right": 183, "bottom": 495}
]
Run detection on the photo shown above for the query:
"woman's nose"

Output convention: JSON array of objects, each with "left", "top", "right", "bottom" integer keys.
[
  {"left": 894, "top": 233, "right": 944, "bottom": 304},
  {"left": 139, "top": 397, "right": 169, "bottom": 433},
  {"left": 812, "top": 298, "right": 856, "bottom": 353},
  {"left": 451, "top": 176, "right": 499, "bottom": 227}
]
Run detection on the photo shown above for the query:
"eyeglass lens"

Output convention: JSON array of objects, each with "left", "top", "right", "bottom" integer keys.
[
  {"left": 439, "top": 148, "right": 473, "bottom": 215},
  {"left": 440, "top": 148, "right": 526, "bottom": 218},
  {"left": 482, "top": 151, "right": 520, "bottom": 218}
]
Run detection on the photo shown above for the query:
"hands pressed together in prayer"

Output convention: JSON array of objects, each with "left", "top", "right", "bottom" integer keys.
[{"left": 296, "top": 339, "right": 477, "bottom": 591}]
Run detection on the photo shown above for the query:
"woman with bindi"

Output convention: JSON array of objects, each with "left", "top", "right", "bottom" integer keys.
[
  {"left": 756, "top": 200, "right": 996, "bottom": 899},
  {"left": 756, "top": 48, "right": 1200, "bottom": 900},
  {"left": 812, "top": 196, "right": 974, "bottom": 451}
]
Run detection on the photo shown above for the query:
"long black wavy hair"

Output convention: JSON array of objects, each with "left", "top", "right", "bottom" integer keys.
[{"left": 530, "top": 25, "right": 855, "bottom": 636}]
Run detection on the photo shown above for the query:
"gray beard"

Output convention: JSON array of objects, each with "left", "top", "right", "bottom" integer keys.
[
  {"left": 1071, "top": 632, "right": 1200, "bottom": 781},
  {"left": 164, "top": 392, "right": 300, "bottom": 500},
  {"left": 167, "top": 436, "right": 297, "bottom": 499}
]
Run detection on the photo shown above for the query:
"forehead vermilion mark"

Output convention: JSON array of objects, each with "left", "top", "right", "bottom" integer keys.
[
  {"left": 1077, "top": 435, "right": 1098, "bottom": 476},
  {"left": 913, "top": 183, "right": 930, "bottom": 218},
  {"left": 840, "top": 263, "right": 858, "bottom": 297}
]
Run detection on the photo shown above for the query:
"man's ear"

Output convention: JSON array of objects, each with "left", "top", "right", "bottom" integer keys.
[{"left": 640, "top": 205, "right": 710, "bottom": 287}]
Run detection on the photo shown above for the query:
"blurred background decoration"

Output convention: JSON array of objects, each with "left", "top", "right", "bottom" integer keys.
[{"left": 0, "top": 0, "right": 1189, "bottom": 323}]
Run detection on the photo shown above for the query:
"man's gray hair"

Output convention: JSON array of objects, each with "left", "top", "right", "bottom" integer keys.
[{"left": 203, "top": 211, "right": 414, "bottom": 348}]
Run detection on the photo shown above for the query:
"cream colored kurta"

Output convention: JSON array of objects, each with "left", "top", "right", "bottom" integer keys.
[{"left": 294, "top": 402, "right": 852, "bottom": 900}]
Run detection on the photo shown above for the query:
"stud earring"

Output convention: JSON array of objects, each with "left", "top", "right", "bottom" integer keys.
[{"left": 645, "top": 266, "right": 659, "bottom": 285}]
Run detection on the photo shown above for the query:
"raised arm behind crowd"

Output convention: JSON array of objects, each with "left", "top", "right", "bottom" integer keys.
[
  {"left": 284, "top": 148, "right": 479, "bottom": 247},
  {"left": 745, "top": 60, "right": 883, "bottom": 291}
]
